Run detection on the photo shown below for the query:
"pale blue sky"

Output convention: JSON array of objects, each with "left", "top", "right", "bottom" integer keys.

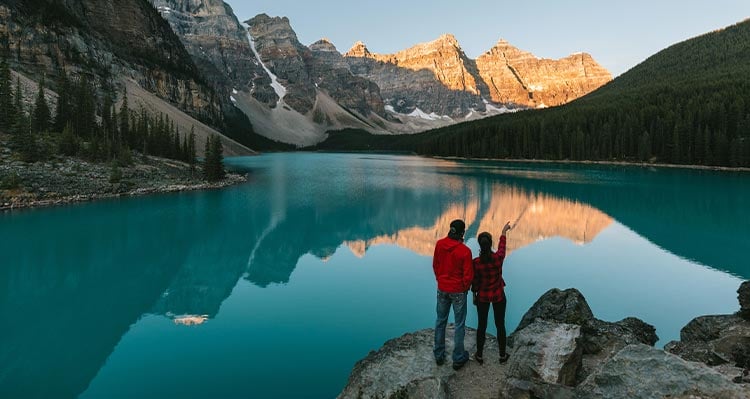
[{"left": 227, "top": 1, "right": 750, "bottom": 77}]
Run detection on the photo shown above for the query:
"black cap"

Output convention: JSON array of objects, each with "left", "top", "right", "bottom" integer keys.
[{"left": 449, "top": 219, "right": 466, "bottom": 237}]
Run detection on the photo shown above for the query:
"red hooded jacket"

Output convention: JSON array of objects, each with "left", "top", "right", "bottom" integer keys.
[{"left": 433, "top": 236, "right": 474, "bottom": 293}]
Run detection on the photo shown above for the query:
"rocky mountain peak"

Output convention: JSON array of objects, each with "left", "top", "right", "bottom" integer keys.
[
  {"left": 310, "top": 38, "right": 338, "bottom": 52},
  {"left": 476, "top": 39, "right": 612, "bottom": 108},
  {"left": 247, "top": 13, "right": 293, "bottom": 34},
  {"left": 436, "top": 33, "right": 460, "bottom": 46},
  {"left": 345, "top": 41, "right": 372, "bottom": 58}
]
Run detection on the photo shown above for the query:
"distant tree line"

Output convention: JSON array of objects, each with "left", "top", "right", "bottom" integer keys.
[
  {"left": 0, "top": 54, "right": 226, "bottom": 180},
  {"left": 409, "top": 80, "right": 750, "bottom": 168}
]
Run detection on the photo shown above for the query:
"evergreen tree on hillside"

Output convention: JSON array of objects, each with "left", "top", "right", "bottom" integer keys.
[
  {"left": 188, "top": 127, "right": 196, "bottom": 174},
  {"left": 74, "top": 75, "right": 96, "bottom": 139},
  {"left": 120, "top": 88, "right": 130, "bottom": 147},
  {"left": 203, "top": 135, "right": 225, "bottom": 182},
  {"left": 203, "top": 136, "right": 212, "bottom": 181},
  {"left": 13, "top": 100, "right": 38, "bottom": 162},
  {"left": 32, "top": 75, "right": 50, "bottom": 134},
  {"left": 211, "top": 135, "right": 225, "bottom": 180},
  {"left": 11, "top": 77, "right": 23, "bottom": 135},
  {"left": 58, "top": 123, "right": 79, "bottom": 156},
  {"left": 54, "top": 72, "right": 72, "bottom": 133},
  {"left": 0, "top": 55, "right": 13, "bottom": 131}
]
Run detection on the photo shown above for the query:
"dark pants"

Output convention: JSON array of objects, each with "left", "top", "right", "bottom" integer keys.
[{"left": 476, "top": 296, "right": 507, "bottom": 357}]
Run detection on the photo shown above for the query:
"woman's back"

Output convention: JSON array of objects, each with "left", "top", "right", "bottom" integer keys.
[{"left": 472, "top": 235, "right": 507, "bottom": 303}]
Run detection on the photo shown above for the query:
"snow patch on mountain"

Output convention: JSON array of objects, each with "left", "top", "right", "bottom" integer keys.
[
  {"left": 246, "top": 31, "right": 287, "bottom": 103},
  {"left": 408, "top": 108, "right": 453, "bottom": 122}
]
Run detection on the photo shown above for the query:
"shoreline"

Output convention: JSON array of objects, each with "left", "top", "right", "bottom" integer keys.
[
  {"left": 0, "top": 173, "right": 247, "bottom": 212},
  {"left": 432, "top": 155, "right": 750, "bottom": 173},
  {"left": 307, "top": 149, "right": 750, "bottom": 172}
]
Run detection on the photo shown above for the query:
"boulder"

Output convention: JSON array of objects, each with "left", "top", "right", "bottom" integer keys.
[
  {"left": 576, "top": 344, "right": 750, "bottom": 399},
  {"left": 501, "top": 378, "right": 575, "bottom": 399},
  {"left": 338, "top": 326, "right": 505, "bottom": 399},
  {"left": 506, "top": 320, "right": 582, "bottom": 386},
  {"left": 667, "top": 313, "right": 750, "bottom": 368},
  {"left": 664, "top": 340, "right": 730, "bottom": 366},
  {"left": 515, "top": 288, "right": 658, "bottom": 382},
  {"left": 515, "top": 289, "right": 594, "bottom": 332}
]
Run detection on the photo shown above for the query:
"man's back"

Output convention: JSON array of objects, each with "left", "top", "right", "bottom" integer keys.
[{"left": 433, "top": 237, "right": 473, "bottom": 293}]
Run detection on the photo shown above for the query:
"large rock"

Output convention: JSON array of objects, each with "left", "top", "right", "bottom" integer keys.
[
  {"left": 516, "top": 288, "right": 594, "bottom": 331},
  {"left": 514, "top": 288, "right": 657, "bottom": 383},
  {"left": 340, "top": 287, "right": 745, "bottom": 399},
  {"left": 338, "top": 326, "right": 506, "bottom": 399},
  {"left": 506, "top": 320, "right": 582, "bottom": 386},
  {"left": 576, "top": 344, "right": 750, "bottom": 399},
  {"left": 666, "top": 314, "right": 750, "bottom": 368}
]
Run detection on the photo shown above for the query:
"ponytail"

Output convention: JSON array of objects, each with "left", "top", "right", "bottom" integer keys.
[{"left": 478, "top": 232, "right": 493, "bottom": 264}]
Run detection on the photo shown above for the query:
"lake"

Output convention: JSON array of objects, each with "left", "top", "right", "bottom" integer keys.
[{"left": 1, "top": 153, "right": 748, "bottom": 398}]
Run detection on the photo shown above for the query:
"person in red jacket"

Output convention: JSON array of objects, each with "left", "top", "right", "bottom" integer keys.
[
  {"left": 471, "top": 222, "right": 512, "bottom": 365},
  {"left": 433, "top": 219, "right": 474, "bottom": 370}
]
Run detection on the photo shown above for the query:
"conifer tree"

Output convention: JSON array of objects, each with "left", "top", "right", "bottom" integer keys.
[
  {"left": 54, "top": 72, "right": 71, "bottom": 132},
  {"left": 0, "top": 54, "right": 13, "bottom": 131},
  {"left": 13, "top": 101, "right": 37, "bottom": 162},
  {"left": 203, "top": 136, "right": 213, "bottom": 181},
  {"left": 210, "top": 135, "right": 225, "bottom": 181},
  {"left": 120, "top": 88, "right": 130, "bottom": 146},
  {"left": 32, "top": 75, "right": 50, "bottom": 134},
  {"left": 11, "top": 77, "right": 23, "bottom": 135},
  {"left": 203, "top": 135, "right": 225, "bottom": 182},
  {"left": 58, "top": 123, "right": 78, "bottom": 156},
  {"left": 188, "top": 127, "right": 196, "bottom": 174}
]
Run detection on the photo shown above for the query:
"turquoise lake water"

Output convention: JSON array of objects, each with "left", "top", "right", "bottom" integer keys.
[{"left": 1, "top": 153, "right": 749, "bottom": 398}]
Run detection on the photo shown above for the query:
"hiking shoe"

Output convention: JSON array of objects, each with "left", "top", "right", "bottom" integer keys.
[
  {"left": 471, "top": 352, "right": 484, "bottom": 365},
  {"left": 499, "top": 353, "right": 510, "bottom": 364},
  {"left": 435, "top": 357, "right": 445, "bottom": 366},
  {"left": 452, "top": 359, "right": 468, "bottom": 371}
]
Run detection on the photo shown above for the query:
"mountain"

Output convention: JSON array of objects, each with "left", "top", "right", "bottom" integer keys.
[
  {"left": 345, "top": 35, "right": 611, "bottom": 116},
  {"left": 316, "top": 19, "right": 750, "bottom": 168},
  {"left": 345, "top": 34, "right": 488, "bottom": 117},
  {"left": 475, "top": 39, "right": 612, "bottom": 108},
  {"left": 0, "top": 0, "right": 258, "bottom": 155},
  {"left": 147, "top": 4, "right": 609, "bottom": 146},
  {"left": 230, "top": 13, "right": 392, "bottom": 146}
]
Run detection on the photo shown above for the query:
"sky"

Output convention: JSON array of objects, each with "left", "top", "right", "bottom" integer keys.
[{"left": 226, "top": 0, "right": 750, "bottom": 77}]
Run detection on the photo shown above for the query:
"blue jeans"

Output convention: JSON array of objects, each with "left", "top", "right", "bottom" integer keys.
[{"left": 434, "top": 290, "right": 469, "bottom": 363}]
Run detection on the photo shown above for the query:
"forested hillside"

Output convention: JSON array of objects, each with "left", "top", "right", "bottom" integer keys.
[{"left": 316, "top": 19, "right": 750, "bottom": 167}]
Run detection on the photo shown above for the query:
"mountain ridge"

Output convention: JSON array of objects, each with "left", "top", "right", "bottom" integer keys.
[
  {"left": 149, "top": 4, "right": 611, "bottom": 146},
  {"left": 315, "top": 18, "right": 750, "bottom": 168}
]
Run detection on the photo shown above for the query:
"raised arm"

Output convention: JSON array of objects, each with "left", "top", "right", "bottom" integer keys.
[{"left": 498, "top": 222, "right": 511, "bottom": 261}]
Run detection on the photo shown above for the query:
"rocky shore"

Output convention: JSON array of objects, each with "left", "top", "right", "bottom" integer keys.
[
  {"left": 340, "top": 284, "right": 750, "bottom": 398},
  {"left": 0, "top": 142, "right": 247, "bottom": 212}
]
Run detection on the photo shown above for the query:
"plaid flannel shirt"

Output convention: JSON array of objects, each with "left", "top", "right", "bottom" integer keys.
[{"left": 472, "top": 235, "right": 507, "bottom": 303}]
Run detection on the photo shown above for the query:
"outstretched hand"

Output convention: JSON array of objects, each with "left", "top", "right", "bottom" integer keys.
[{"left": 502, "top": 221, "right": 512, "bottom": 235}]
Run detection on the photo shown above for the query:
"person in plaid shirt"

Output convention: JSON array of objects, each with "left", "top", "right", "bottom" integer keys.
[{"left": 471, "top": 221, "right": 512, "bottom": 364}]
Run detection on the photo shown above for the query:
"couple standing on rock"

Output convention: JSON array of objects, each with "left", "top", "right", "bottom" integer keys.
[{"left": 433, "top": 219, "right": 511, "bottom": 370}]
